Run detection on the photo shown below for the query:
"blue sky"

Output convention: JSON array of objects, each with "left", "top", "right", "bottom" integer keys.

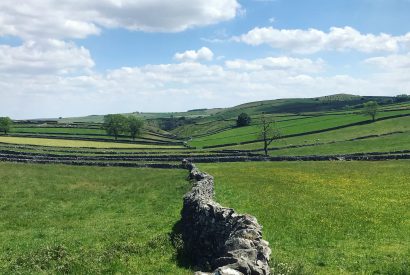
[
  {"left": 78, "top": 0, "right": 410, "bottom": 70},
  {"left": 0, "top": 0, "right": 409, "bottom": 118}
]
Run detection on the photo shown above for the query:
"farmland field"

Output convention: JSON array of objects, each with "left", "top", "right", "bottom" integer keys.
[
  {"left": 219, "top": 115, "right": 410, "bottom": 151},
  {"left": 189, "top": 110, "right": 410, "bottom": 148},
  {"left": 0, "top": 136, "right": 183, "bottom": 149},
  {"left": 199, "top": 161, "right": 410, "bottom": 274},
  {"left": 1, "top": 96, "right": 410, "bottom": 274},
  {"left": 0, "top": 163, "right": 191, "bottom": 274},
  {"left": 268, "top": 132, "right": 410, "bottom": 156},
  {"left": 1, "top": 0, "right": 410, "bottom": 272}
]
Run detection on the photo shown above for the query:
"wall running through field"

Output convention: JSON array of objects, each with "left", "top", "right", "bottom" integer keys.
[{"left": 181, "top": 160, "right": 271, "bottom": 275}]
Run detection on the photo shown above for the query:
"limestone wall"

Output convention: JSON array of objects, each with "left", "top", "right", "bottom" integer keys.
[{"left": 181, "top": 160, "right": 271, "bottom": 275}]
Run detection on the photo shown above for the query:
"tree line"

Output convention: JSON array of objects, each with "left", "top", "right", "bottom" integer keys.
[{"left": 103, "top": 114, "right": 144, "bottom": 141}]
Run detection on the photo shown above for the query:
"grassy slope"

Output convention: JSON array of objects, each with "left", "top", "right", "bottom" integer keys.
[
  {"left": 219, "top": 116, "right": 410, "bottom": 151},
  {"left": 171, "top": 119, "right": 235, "bottom": 138},
  {"left": 0, "top": 136, "right": 182, "bottom": 149},
  {"left": 0, "top": 163, "right": 191, "bottom": 274},
  {"left": 58, "top": 109, "right": 222, "bottom": 123},
  {"left": 199, "top": 161, "right": 410, "bottom": 274},
  {"left": 196, "top": 95, "right": 394, "bottom": 120},
  {"left": 269, "top": 132, "right": 410, "bottom": 156},
  {"left": 189, "top": 110, "right": 410, "bottom": 148},
  {"left": 57, "top": 95, "right": 397, "bottom": 124}
]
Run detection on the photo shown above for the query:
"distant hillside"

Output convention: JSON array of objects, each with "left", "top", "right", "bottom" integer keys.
[
  {"left": 57, "top": 94, "right": 405, "bottom": 124},
  {"left": 58, "top": 108, "right": 222, "bottom": 124}
]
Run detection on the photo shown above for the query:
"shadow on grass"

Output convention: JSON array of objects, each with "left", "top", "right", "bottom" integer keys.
[{"left": 170, "top": 220, "right": 196, "bottom": 270}]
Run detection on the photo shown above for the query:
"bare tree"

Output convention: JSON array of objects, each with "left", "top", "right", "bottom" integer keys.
[{"left": 259, "top": 114, "right": 281, "bottom": 156}]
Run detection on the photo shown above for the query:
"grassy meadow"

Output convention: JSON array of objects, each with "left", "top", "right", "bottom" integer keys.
[
  {"left": 199, "top": 161, "right": 410, "bottom": 274},
  {"left": 268, "top": 132, "right": 410, "bottom": 156},
  {"left": 0, "top": 136, "right": 182, "bottom": 149},
  {"left": 218, "top": 115, "right": 410, "bottom": 151},
  {"left": 0, "top": 163, "right": 191, "bottom": 274},
  {"left": 1, "top": 95, "right": 409, "bottom": 274},
  {"left": 189, "top": 110, "right": 410, "bottom": 148}
]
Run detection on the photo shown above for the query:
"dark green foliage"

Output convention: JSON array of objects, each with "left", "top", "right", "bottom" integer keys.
[
  {"left": 159, "top": 116, "right": 194, "bottom": 131},
  {"left": 128, "top": 116, "right": 144, "bottom": 141},
  {"left": 103, "top": 114, "right": 128, "bottom": 140},
  {"left": 0, "top": 117, "right": 13, "bottom": 134},
  {"left": 236, "top": 113, "right": 251, "bottom": 127},
  {"left": 395, "top": 94, "right": 410, "bottom": 102},
  {"left": 362, "top": 101, "right": 379, "bottom": 121}
]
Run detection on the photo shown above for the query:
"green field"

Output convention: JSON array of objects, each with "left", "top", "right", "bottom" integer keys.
[
  {"left": 199, "top": 161, "right": 410, "bottom": 274},
  {"left": 12, "top": 127, "right": 106, "bottom": 135},
  {"left": 0, "top": 163, "right": 191, "bottom": 274},
  {"left": 189, "top": 110, "right": 410, "bottom": 148},
  {"left": 0, "top": 136, "right": 183, "bottom": 149},
  {"left": 219, "top": 116, "right": 410, "bottom": 151},
  {"left": 268, "top": 132, "right": 410, "bottom": 156},
  {"left": 2, "top": 95, "right": 410, "bottom": 274},
  {"left": 11, "top": 127, "right": 179, "bottom": 143}
]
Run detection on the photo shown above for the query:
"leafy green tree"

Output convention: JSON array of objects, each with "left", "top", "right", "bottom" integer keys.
[
  {"left": 362, "top": 101, "right": 379, "bottom": 122},
  {"left": 128, "top": 116, "right": 144, "bottom": 141},
  {"left": 236, "top": 113, "right": 251, "bottom": 127},
  {"left": 103, "top": 114, "right": 128, "bottom": 140},
  {"left": 259, "top": 114, "right": 281, "bottom": 156},
  {"left": 0, "top": 117, "right": 12, "bottom": 135}
]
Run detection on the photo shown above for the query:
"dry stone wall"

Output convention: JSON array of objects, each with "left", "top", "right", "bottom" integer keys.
[{"left": 181, "top": 160, "right": 271, "bottom": 275}]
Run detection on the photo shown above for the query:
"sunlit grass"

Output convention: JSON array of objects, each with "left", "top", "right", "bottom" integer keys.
[
  {"left": 190, "top": 110, "right": 410, "bottom": 148},
  {"left": 219, "top": 116, "right": 410, "bottom": 151},
  {"left": 269, "top": 132, "right": 410, "bottom": 156},
  {"left": 200, "top": 161, "right": 410, "bottom": 274},
  {"left": 0, "top": 136, "right": 183, "bottom": 149},
  {"left": 0, "top": 163, "right": 191, "bottom": 274}
]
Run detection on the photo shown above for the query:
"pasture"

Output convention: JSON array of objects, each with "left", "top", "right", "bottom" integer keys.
[
  {"left": 0, "top": 163, "right": 191, "bottom": 274},
  {"left": 0, "top": 136, "right": 183, "bottom": 149},
  {"left": 189, "top": 110, "right": 410, "bottom": 149},
  {"left": 219, "top": 115, "right": 410, "bottom": 151},
  {"left": 1, "top": 95, "right": 409, "bottom": 274},
  {"left": 200, "top": 161, "right": 410, "bottom": 274}
]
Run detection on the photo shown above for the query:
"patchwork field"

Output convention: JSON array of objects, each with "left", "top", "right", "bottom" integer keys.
[
  {"left": 189, "top": 110, "right": 410, "bottom": 149},
  {"left": 0, "top": 163, "right": 191, "bottom": 274},
  {"left": 1, "top": 95, "right": 409, "bottom": 274},
  {"left": 0, "top": 136, "right": 183, "bottom": 149},
  {"left": 219, "top": 115, "right": 410, "bottom": 151},
  {"left": 199, "top": 161, "right": 410, "bottom": 274}
]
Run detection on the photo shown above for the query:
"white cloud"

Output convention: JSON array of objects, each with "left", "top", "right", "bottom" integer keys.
[
  {"left": 0, "top": 39, "right": 94, "bottom": 75},
  {"left": 225, "top": 56, "right": 324, "bottom": 73},
  {"left": 235, "top": 26, "right": 410, "bottom": 54},
  {"left": 2, "top": 55, "right": 408, "bottom": 119},
  {"left": 365, "top": 53, "right": 410, "bottom": 69},
  {"left": 174, "top": 47, "right": 214, "bottom": 62},
  {"left": 364, "top": 53, "right": 410, "bottom": 91},
  {"left": 0, "top": 0, "right": 241, "bottom": 40}
]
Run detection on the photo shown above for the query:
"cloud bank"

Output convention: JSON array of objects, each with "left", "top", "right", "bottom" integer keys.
[
  {"left": 0, "top": 0, "right": 241, "bottom": 39},
  {"left": 236, "top": 26, "right": 410, "bottom": 54}
]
